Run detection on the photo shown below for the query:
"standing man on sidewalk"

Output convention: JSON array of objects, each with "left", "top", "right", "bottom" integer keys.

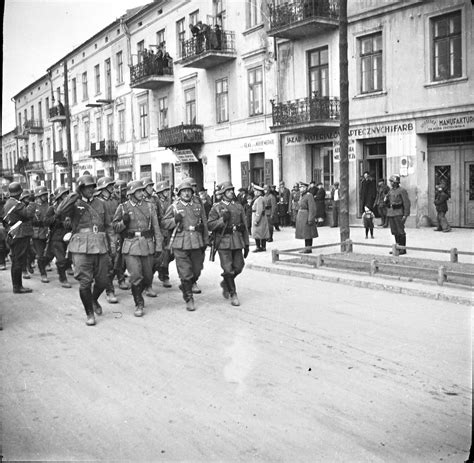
[
  {"left": 386, "top": 175, "right": 410, "bottom": 255},
  {"left": 57, "top": 175, "right": 110, "bottom": 326},
  {"left": 3, "top": 182, "right": 36, "bottom": 293},
  {"left": 162, "top": 181, "right": 209, "bottom": 311},
  {"left": 113, "top": 180, "right": 163, "bottom": 317},
  {"left": 32, "top": 186, "right": 51, "bottom": 283},
  {"left": 208, "top": 181, "right": 249, "bottom": 307}
]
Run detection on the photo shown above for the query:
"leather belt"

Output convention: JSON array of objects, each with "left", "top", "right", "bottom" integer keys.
[
  {"left": 124, "top": 230, "right": 153, "bottom": 238},
  {"left": 77, "top": 226, "right": 104, "bottom": 233}
]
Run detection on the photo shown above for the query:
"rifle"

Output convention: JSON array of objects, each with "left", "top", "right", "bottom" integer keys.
[{"left": 209, "top": 221, "right": 226, "bottom": 262}]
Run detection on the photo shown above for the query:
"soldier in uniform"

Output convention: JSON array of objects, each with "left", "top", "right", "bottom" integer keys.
[
  {"left": 386, "top": 175, "right": 411, "bottom": 255},
  {"left": 295, "top": 181, "right": 318, "bottom": 253},
  {"left": 19, "top": 189, "right": 36, "bottom": 279},
  {"left": 155, "top": 181, "right": 173, "bottom": 288},
  {"left": 44, "top": 186, "right": 72, "bottom": 288},
  {"left": 251, "top": 185, "right": 270, "bottom": 252},
  {"left": 56, "top": 175, "right": 111, "bottom": 326},
  {"left": 96, "top": 176, "right": 120, "bottom": 304},
  {"left": 112, "top": 180, "right": 163, "bottom": 317},
  {"left": 162, "top": 181, "right": 209, "bottom": 311},
  {"left": 31, "top": 186, "right": 51, "bottom": 283},
  {"left": 3, "top": 182, "right": 36, "bottom": 293},
  {"left": 208, "top": 181, "right": 249, "bottom": 306},
  {"left": 263, "top": 185, "right": 278, "bottom": 242},
  {"left": 112, "top": 179, "right": 130, "bottom": 290}
]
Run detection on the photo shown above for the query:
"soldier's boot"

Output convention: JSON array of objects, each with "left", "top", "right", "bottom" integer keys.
[
  {"left": 225, "top": 275, "right": 240, "bottom": 307},
  {"left": 92, "top": 286, "right": 104, "bottom": 316},
  {"left": 192, "top": 281, "right": 201, "bottom": 294},
  {"left": 118, "top": 279, "right": 130, "bottom": 290},
  {"left": 131, "top": 283, "right": 144, "bottom": 317},
  {"left": 390, "top": 235, "right": 400, "bottom": 255},
  {"left": 79, "top": 288, "right": 96, "bottom": 326},
  {"left": 399, "top": 235, "right": 407, "bottom": 255},
  {"left": 58, "top": 267, "right": 72, "bottom": 288},
  {"left": 252, "top": 239, "right": 262, "bottom": 253},
  {"left": 182, "top": 280, "right": 196, "bottom": 311},
  {"left": 106, "top": 281, "right": 118, "bottom": 303},
  {"left": 220, "top": 279, "right": 230, "bottom": 299},
  {"left": 145, "top": 285, "right": 157, "bottom": 297},
  {"left": 261, "top": 239, "right": 267, "bottom": 251}
]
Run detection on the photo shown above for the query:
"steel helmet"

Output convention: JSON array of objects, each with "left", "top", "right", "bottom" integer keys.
[
  {"left": 220, "top": 181, "right": 234, "bottom": 193},
  {"left": 34, "top": 186, "right": 49, "bottom": 198},
  {"left": 127, "top": 180, "right": 145, "bottom": 195},
  {"left": 141, "top": 177, "right": 154, "bottom": 188},
  {"left": 77, "top": 175, "right": 96, "bottom": 189},
  {"left": 155, "top": 181, "right": 170, "bottom": 193},
  {"left": 20, "top": 189, "right": 32, "bottom": 200},
  {"left": 54, "top": 186, "right": 69, "bottom": 200},
  {"left": 389, "top": 175, "right": 400, "bottom": 184},
  {"left": 8, "top": 182, "right": 23, "bottom": 196},
  {"left": 96, "top": 176, "right": 115, "bottom": 191},
  {"left": 177, "top": 181, "right": 194, "bottom": 195}
]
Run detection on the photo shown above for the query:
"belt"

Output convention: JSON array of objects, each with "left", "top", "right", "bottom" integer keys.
[
  {"left": 77, "top": 226, "right": 104, "bottom": 233},
  {"left": 223, "top": 224, "right": 243, "bottom": 234},
  {"left": 124, "top": 230, "right": 153, "bottom": 238}
]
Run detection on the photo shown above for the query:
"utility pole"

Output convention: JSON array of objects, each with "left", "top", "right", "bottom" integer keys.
[
  {"left": 339, "top": 0, "right": 350, "bottom": 249},
  {"left": 63, "top": 61, "right": 74, "bottom": 189}
]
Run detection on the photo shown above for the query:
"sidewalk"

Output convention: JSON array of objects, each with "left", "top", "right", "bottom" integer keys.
[{"left": 245, "top": 224, "right": 474, "bottom": 306}]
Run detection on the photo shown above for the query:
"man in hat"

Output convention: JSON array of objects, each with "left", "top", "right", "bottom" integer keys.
[
  {"left": 386, "top": 175, "right": 410, "bottom": 255},
  {"left": 154, "top": 181, "right": 173, "bottom": 288},
  {"left": 44, "top": 186, "right": 73, "bottom": 288},
  {"left": 251, "top": 184, "right": 270, "bottom": 252},
  {"left": 198, "top": 187, "right": 212, "bottom": 218},
  {"left": 295, "top": 181, "right": 318, "bottom": 253},
  {"left": 162, "top": 181, "right": 209, "bottom": 311},
  {"left": 32, "top": 186, "right": 51, "bottom": 283},
  {"left": 208, "top": 181, "right": 249, "bottom": 306},
  {"left": 3, "top": 182, "right": 36, "bottom": 293},
  {"left": 113, "top": 180, "right": 163, "bottom": 317},
  {"left": 56, "top": 175, "right": 111, "bottom": 326}
]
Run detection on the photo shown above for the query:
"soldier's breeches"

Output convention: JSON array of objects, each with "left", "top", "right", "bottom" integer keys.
[
  {"left": 174, "top": 249, "right": 204, "bottom": 283},
  {"left": 10, "top": 237, "right": 30, "bottom": 289},
  {"left": 124, "top": 254, "right": 153, "bottom": 287},
  {"left": 217, "top": 249, "right": 244, "bottom": 277},
  {"left": 388, "top": 216, "right": 405, "bottom": 236},
  {"left": 71, "top": 253, "right": 109, "bottom": 291},
  {"left": 32, "top": 239, "right": 47, "bottom": 275},
  {"left": 49, "top": 240, "right": 68, "bottom": 272}
]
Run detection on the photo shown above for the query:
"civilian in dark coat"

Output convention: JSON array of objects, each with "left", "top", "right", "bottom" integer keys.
[
  {"left": 314, "top": 183, "right": 326, "bottom": 224},
  {"left": 360, "top": 171, "right": 377, "bottom": 214},
  {"left": 434, "top": 183, "right": 451, "bottom": 232}
]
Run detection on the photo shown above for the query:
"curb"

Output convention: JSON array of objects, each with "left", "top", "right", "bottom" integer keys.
[{"left": 246, "top": 262, "right": 473, "bottom": 306}]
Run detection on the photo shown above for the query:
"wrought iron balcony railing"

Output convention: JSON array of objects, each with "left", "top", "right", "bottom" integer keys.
[
  {"left": 14, "top": 125, "right": 29, "bottom": 139},
  {"left": 158, "top": 124, "right": 204, "bottom": 148},
  {"left": 90, "top": 140, "right": 118, "bottom": 160},
  {"left": 25, "top": 160, "right": 45, "bottom": 172},
  {"left": 53, "top": 150, "right": 69, "bottom": 166},
  {"left": 49, "top": 104, "right": 67, "bottom": 121},
  {"left": 24, "top": 119, "right": 44, "bottom": 133},
  {"left": 130, "top": 55, "right": 173, "bottom": 89},
  {"left": 271, "top": 95, "right": 340, "bottom": 130}
]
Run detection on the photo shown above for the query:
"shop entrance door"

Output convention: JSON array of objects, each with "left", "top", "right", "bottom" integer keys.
[{"left": 465, "top": 161, "right": 474, "bottom": 226}]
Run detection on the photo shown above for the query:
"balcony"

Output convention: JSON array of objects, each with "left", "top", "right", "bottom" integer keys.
[
  {"left": 267, "top": 0, "right": 339, "bottom": 40},
  {"left": 130, "top": 56, "right": 174, "bottom": 90},
  {"left": 1, "top": 168, "right": 14, "bottom": 180},
  {"left": 90, "top": 140, "right": 118, "bottom": 161},
  {"left": 270, "top": 95, "right": 340, "bottom": 133},
  {"left": 24, "top": 119, "right": 44, "bottom": 134},
  {"left": 178, "top": 29, "right": 236, "bottom": 69},
  {"left": 14, "top": 158, "right": 29, "bottom": 175},
  {"left": 53, "top": 150, "right": 69, "bottom": 166},
  {"left": 25, "top": 160, "right": 45, "bottom": 173},
  {"left": 158, "top": 124, "right": 204, "bottom": 149},
  {"left": 14, "top": 125, "right": 29, "bottom": 140},
  {"left": 49, "top": 104, "right": 67, "bottom": 123}
]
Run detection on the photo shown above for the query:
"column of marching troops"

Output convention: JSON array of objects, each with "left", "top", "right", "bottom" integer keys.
[{"left": 1, "top": 176, "right": 250, "bottom": 326}]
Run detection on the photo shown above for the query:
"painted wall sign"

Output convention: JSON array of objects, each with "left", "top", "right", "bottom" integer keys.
[
  {"left": 348, "top": 123, "right": 414, "bottom": 138},
  {"left": 242, "top": 135, "right": 276, "bottom": 150},
  {"left": 416, "top": 114, "right": 474, "bottom": 133},
  {"left": 333, "top": 139, "right": 356, "bottom": 162},
  {"left": 174, "top": 149, "right": 198, "bottom": 163},
  {"left": 284, "top": 131, "right": 339, "bottom": 146}
]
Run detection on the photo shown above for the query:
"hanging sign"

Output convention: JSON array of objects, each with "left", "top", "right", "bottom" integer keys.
[{"left": 174, "top": 149, "right": 198, "bottom": 163}]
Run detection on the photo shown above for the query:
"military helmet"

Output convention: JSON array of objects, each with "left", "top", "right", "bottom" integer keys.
[
  {"left": 20, "top": 189, "right": 32, "bottom": 200},
  {"left": 177, "top": 181, "right": 194, "bottom": 195},
  {"left": 220, "top": 181, "right": 234, "bottom": 193},
  {"left": 389, "top": 175, "right": 400, "bottom": 184},
  {"left": 127, "top": 180, "right": 145, "bottom": 195},
  {"left": 96, "top": 176, "right": 115, "bottom": 191},
  {"left": 8, "top": 182, "right": 23, "bottom": 196},
  {"left": 54, "top": 186, "right": 69, "bottom": 200},
  {"left": 156, "top": 181, "right": 170, "bottom": 193},
  {"left": 34, "top": 186, "right": 49, "bottom": 198},
  {"left": 141, "top": 177, "right": 154, "bottom": 188},
  {"left": 77, "top": 175, "right": 96, "bottom": 189}
]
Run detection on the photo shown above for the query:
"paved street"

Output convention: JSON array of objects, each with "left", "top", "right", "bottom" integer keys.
[{"left": 0, "top": 239, "right": 471, "bottom": 462}]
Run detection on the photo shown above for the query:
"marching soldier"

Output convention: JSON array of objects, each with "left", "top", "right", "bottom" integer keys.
[
  {"left": 44, "top": 186, "right": 72, "bottom": 288},
  {"left": 386, "top": 175, "right": 411, "bottom": 255},
  {"left": 155, "top": 181, "right": 173, "bottom": 288},
  {"left": 32, "top": 186, "right": 51, "bottom": 283},
  {"left": 112, "top": 180, "right": 163, "bottom": 317},
  {"left": 57, "top": 175, "right": 110, "bottom": 326},
  {"left": 96, "top": 176, "right": 119, "bottom": 303},
  {"left": 3, "top": 182, "right": 36, "bottom": 293},
  {"left": 208, "top": 181, "right": 249, "bottom": 306},
  {"left": 112, "top": 179, "right": 130, "bottom": 290},
  {"left": 162, "top": 181, "right": 209, "bottom": 311},
  {"left": 19, "top": 189, "right": 36, "bottom": 279}
]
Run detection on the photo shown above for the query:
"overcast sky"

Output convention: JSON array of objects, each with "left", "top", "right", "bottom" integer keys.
[{"left": 2, "top": 0, "right": 150, "bottom": 135}]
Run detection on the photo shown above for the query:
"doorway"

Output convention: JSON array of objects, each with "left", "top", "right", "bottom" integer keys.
[
  {"left": 217, "top": 154, "right": 231, "bottom": 183},
  {"left": 250, "top": 152, "right": 264, "bottom": 186}
]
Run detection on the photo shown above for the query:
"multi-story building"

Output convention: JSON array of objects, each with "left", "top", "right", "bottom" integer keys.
[{"left": 3, "top": 0, "right": 473, "bottom": 227}]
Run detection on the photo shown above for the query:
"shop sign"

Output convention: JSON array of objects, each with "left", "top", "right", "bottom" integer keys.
[
  {"left": 284, "top": 131, "right": 339, "bottom": 146},
  {"left": 174, "top": 149, "right": 198, "bottom": 163},
  {"left": 243, "top": 135, "right": 276, "bottom": 150},
  {"left": 333, "top": 139, "right": 356, "bottom": 162},
  {"left": 79, "top": 163, "right": 93, "bottom": 170},
  {"left": 416, "top": 114, "right": 474, "bottom": 133},
  {"left": 348, "top": 122, "right": 414, "bottom": 138}
]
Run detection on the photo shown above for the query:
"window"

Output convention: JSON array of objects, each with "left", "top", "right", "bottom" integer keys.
[
  {"left": 118, "top": 109, "right": 126, "bottom": 142},
  {"left": 432, "top": 11, "right": 462, "bottom": 81},
  {"left": 158, "top": 97, "right": 168, "bottom": 129},
  {"left": 248, "top": 66, "right": 263, "bottom": 116},
  {"left": 84, "top": 120, "right": 90, "bottom": 147},
  {"left": 216, "top": 78, "right": 229, "bottom": 123},
  {"left": 308, "top": 47, "right": 329, "bottom": 97},
  {"left": 58, "top": 127, "right": 63, "bottom": 150},
  {"left": 18, "top": 112, "right": 22, "bottom": 129},
  {"left": 360, "top": 33, "right": 382, "bottom": 93},
  {"left": 46, "top": 138, "right": 51, "bottom": 158},
  {"left": 71, "top": 78, "right": 77, "bottom": 104},
  {"left": 190, "top": 10, "right": 199, "bottom": 28},
  {"left": 96, "top": 117, "right": 102, "bottom": 141},
  {"left": 116, "top": 51, "right": 124, "bottom": 84},
  {"left": 82, "top": 72, "right": 88, "bottom": 100},
  {"left": 95, "top": 64, "right": 101, "bottom": 94},
  {"left": 176, "top": 18, "right": 185, "bottom": 56},
  {"left": 139, "top": 102, "right": 148, "bottom": 138},
  {"left": 45, "top": 97, "right": 49, "bottom": 116},
  {"left": 213, "top": 0, "right": 225, "bottom": 27},
  {"left": 39, "top": 140, "right": 44, "bottom": 160},
  {"left": 73, "top": 125, "right": 79, "bottom": 151},
  {"left": 30, "top": 105, "right": 34, "bottom": 120},
  {"left": 38, "top": 101, "right": 42, "bottom": 122},
  {"left": 105, "top": 59, "right": 112, "bottom": 100},
  {"left": 32, "top": 143, "right": 36, "bottom": 161},
  {"left": 247, "top": 0, "right": 261, "bottom": 28},
  {"left": 56, "top": 87, "right": 61, "bottom": 103},
  {"left": 156, "top": 29, "right": 165, "bottom": 48},
  {"left": 185, "top": 87, "right": 196, "bottom": 124},
  {"left": 107, "top": 114, "right": 114, "bottom": 140},
  {"left": 137, "top": 40, "right": 145, "bottom": 63}
]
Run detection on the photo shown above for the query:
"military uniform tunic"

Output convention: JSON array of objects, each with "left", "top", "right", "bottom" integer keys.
[
  {"left": 386, "top": 185, "right": 411, "bottom": 236},
  {"left": 32, "top": 201, "right": 50, "bottom": 276}
]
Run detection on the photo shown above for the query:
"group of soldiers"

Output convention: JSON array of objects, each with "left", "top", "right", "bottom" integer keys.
[{"left": 2, "top": 176, "right": 249, "bottom": 326}]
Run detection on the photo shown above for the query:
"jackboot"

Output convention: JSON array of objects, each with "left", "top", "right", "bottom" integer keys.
[
  {"left": 58, "top": 268, "right": 72, "bottom": 288},
  {"left": 182, "top": 280, "right": 196, "bottom": 311},
  {"left": 92, "top": 285, "right": 104, "bottom": 315},
  {"left": 399, "top": 235, "right": 407, "bottom": 255},
  {"left": 220, "top": 279, "right": 230, "bottom": 299},
  {"left": 261, "top": 239, "right": 267, "bottom": 251},
  {"left": 131, "top": 283, "right": 144, "bottom": 317},
  {"left": 225, "top": 275, "right": 240, "bottom": 307},
  {"left": 79, "top": 288, "right": 96, "bottom": 326}
]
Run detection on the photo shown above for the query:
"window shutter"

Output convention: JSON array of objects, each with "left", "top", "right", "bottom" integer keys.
[
  {"left": 264, "top": 159, "right": 273, "bottom": 186},
  {"left": 241, "top": 161, "right": 249, "bottom": 189}
]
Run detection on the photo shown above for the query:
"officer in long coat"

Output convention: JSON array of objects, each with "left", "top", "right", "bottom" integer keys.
[
  {"left": 3, "top": 182, "right": 36, "bottom": 293},
  {"left": 263, "top": 185, "right": 278, "bottom": 242},
  {"left": 113, "top": 180, "right": 163, "bottom": 317},
  {"left": 208, "top": 181, "right": 250, "bottom": 306},
  {"left": 251, "top": 185, "right": 270, "bottom": 252},
  {"left": 295, "top": 181, "right": 318, "bottom": 253},
  {"left": 386, "top": 175, "right": 410, "bottom": 255},
  {"left": 57, "top": 175, "right": 111, "bottom": 326},
  {"left": 32, "top": 186, "right": 51, "bottom": 283},
  {"left": 44, "top": 186, "right": 72, "bottom": 288},
  {"left": 161, "top": 181, "right": 209, "bottom": 311}
]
